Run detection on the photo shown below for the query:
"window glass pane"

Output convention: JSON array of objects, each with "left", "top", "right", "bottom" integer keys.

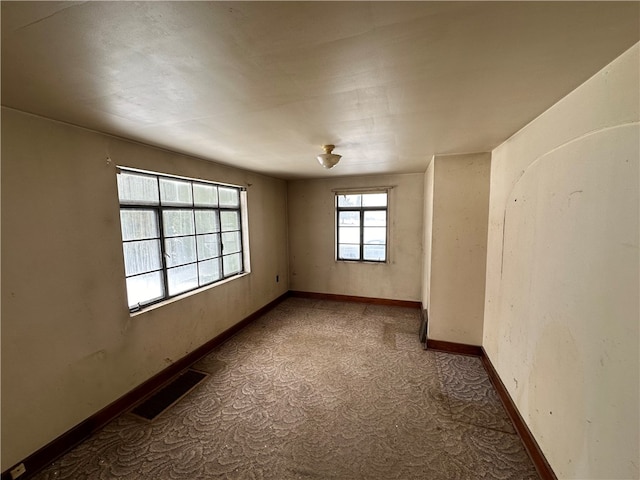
[
  {"left": 220, "top": 211, "right": 240, "bottom": 232},
  {"left": 364, "top": 210, "right": 386, "bottom": 227},
  {"left": 338, "top": 211, "right": 360, "bottom": 227},
  {"left": 165, "top": 236, "right": 197, "bottom": 267},
  {"left": 167, "top": 264, "right": 198, "bottom": 296},
  {"left": 126, "top": 271, "right": 164, "bottom": 308},
  {"left": 195, "top": 210, "right": 219, "bottom": 234},
  {"left": 364, "top": 227, "right": 386, "bottom": 244},
  {"left": 337, "top": 194, "right": 361, "bottom": 207},
  {"left": 117, "top": 172, "right": 159, "bottom": 205},
  {"left": 163, "top": 210, "right": 195, "bottom": 237},
  {"left": 160, "top": 178, "right": 193, "bottom": 206},
  {"left": 364, "top": 245, "right": 386, "bottom": 262},
  {"left": 120, "top": 209, "right": 159, "bottom": 241},
  {"left": 362, "top": 193, "right": 387, "bottom": 207},
  {"left": 339, "top": 227, "right": 360, "bottom": 244},
  {"left": 223, "top": 253, "right": 242, "bottom": 275},
  {"left": 219, "top": 187, "right": 239, "bottom": 207},
  {"left": 123, "top": 239, "right": 162, "bottom": 276},
  {"left": 193, "top": 183, "right": 218, "bottom": 207},
  {"left": 197, "top": 234, "right": 220, "bottom": 260},
  {"left": 118, "top": 169, "right": 247, "bottom": 309},
  {"left": 222, "top": 231, "right": 241, "bottom": 254},
  {"left": 338, "top": 244, "right": 360, "bottom": 260},
  {"left": 199, "top": 258, "right": 221, "bottom": 285}
]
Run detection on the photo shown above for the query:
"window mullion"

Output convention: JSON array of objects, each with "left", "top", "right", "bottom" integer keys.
[
  {"left": 157, "top": 206, "right": 169, "bottom": 300},
  {"left": 360, "top": 210, "right": 365, "bottom": 261},
  {"left": 218, "top": 208, "right": 225, "bottom": 278},
  {"left": 190, "top": 185, "right": 201, "bottom": 287},
  {"left": 156, "top": 175, "right": 169, "bottom": 300}
]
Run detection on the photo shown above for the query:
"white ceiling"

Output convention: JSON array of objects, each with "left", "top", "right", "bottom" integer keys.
[{"left": 2, "top": 1, "right": 638, "bottom": 179}]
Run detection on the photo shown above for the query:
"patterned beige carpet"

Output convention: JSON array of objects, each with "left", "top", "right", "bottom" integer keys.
[{"left": 33, "top": 297, "right": 539, "bottom": 479}]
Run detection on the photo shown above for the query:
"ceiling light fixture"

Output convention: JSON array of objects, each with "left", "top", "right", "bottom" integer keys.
[{"left": 317, "top": 144, "right": 341, "bottom": 169}]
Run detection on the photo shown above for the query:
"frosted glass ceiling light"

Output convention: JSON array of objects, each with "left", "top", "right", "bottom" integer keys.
[{"left": 317, "top": 144, "right": 341, "bottom": 169}]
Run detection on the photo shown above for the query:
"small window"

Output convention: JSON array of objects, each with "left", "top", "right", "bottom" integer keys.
[
  {"left": 336, "top": 192, "right": 388, "bottom": 262},
  {"left": 117, "top": 168, "right": 246, "bottom": 312}
]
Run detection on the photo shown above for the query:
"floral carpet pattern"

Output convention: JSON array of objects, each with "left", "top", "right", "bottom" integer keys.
[{"left": 33, "top": 297, "right": 538, "bottom": 479}]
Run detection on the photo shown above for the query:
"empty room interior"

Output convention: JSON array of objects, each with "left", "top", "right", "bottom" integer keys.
[{"left": 1, "top": 2, "right": 639, "bottom": 480}]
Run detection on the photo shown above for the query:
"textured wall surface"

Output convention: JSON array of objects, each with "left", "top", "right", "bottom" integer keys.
[
  {"left": 1, "top": 109, "right": 289, "bottom": 469},
  {"left": 483, "top": 43, "right": 639, "bottom": 479},
  {"left": 288, "top": 174, "right": 424, "bottom": 302},
  {"left": 427, "top": 153, "right": 490, "bottom": 345}
]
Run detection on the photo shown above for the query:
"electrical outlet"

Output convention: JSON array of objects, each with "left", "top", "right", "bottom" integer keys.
[{"left": 10, "top": 463, "right": 26, "bottom": 479}]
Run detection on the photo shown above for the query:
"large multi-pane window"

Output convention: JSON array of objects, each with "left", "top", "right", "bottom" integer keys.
[
  {"left": 117, "top": 168, "right": 245, "bottom": 311},
  {"left": 336, "top": 192, "right": 388, "bottom": 262}
]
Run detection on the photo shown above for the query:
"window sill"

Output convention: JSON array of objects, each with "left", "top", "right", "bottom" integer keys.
[{"left": 129, "top": 271, "right": 250, "bottom": 317}]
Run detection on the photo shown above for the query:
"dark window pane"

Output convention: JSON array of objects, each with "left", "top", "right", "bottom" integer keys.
[
  {"left": 123, "top": 239, "right": 162, "bottom": 276},
  {"left": 160, "top": 178, "right": 192, "bottom": 206},
  {"left": 165, "top": 236, "right": 197, "bottom": 267},
  {"left": 117, "top": 172, "right": 159, "bottom": 205},
  {"left": 120, "top": 209, "right": 159, "bottom": 241},
  {"left": 163, "top": 210, "right": 195, "bottom": 237}
]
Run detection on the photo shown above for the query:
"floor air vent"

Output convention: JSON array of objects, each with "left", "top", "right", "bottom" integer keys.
[{"left": 131, "top": 369, "right": 208, "bottom": 421}]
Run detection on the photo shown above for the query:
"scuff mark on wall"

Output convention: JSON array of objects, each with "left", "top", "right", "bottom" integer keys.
[
  {"left": 568, "top": 189, "right": 583, "bottom": 208},
  {"left": 15, "top": 3, "right": 89, "bottom": 32}
]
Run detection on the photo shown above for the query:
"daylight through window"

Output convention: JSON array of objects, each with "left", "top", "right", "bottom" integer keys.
[
  {"left": 117, "top": 168, "right": 246, "bottom": 311},
  {"left": 336, "top": 192, "right": 388, "bottom": 262}
]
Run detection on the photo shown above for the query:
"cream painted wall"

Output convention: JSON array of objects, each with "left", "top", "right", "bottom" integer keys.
[
  {"left": 483, "top": 43, "right": 639, "bottom": 479},
  {"left": 288, "top": 174, "right": 423, "bottom": 301},
  {"left": 1, "top": 108, "right": 289, "bottom": 470},
  {"left": 427, "top": 153, "right": 490, "bottom": 345},
  {"left": 421, "top": 158, "right": 435, "bottom": 311}
]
